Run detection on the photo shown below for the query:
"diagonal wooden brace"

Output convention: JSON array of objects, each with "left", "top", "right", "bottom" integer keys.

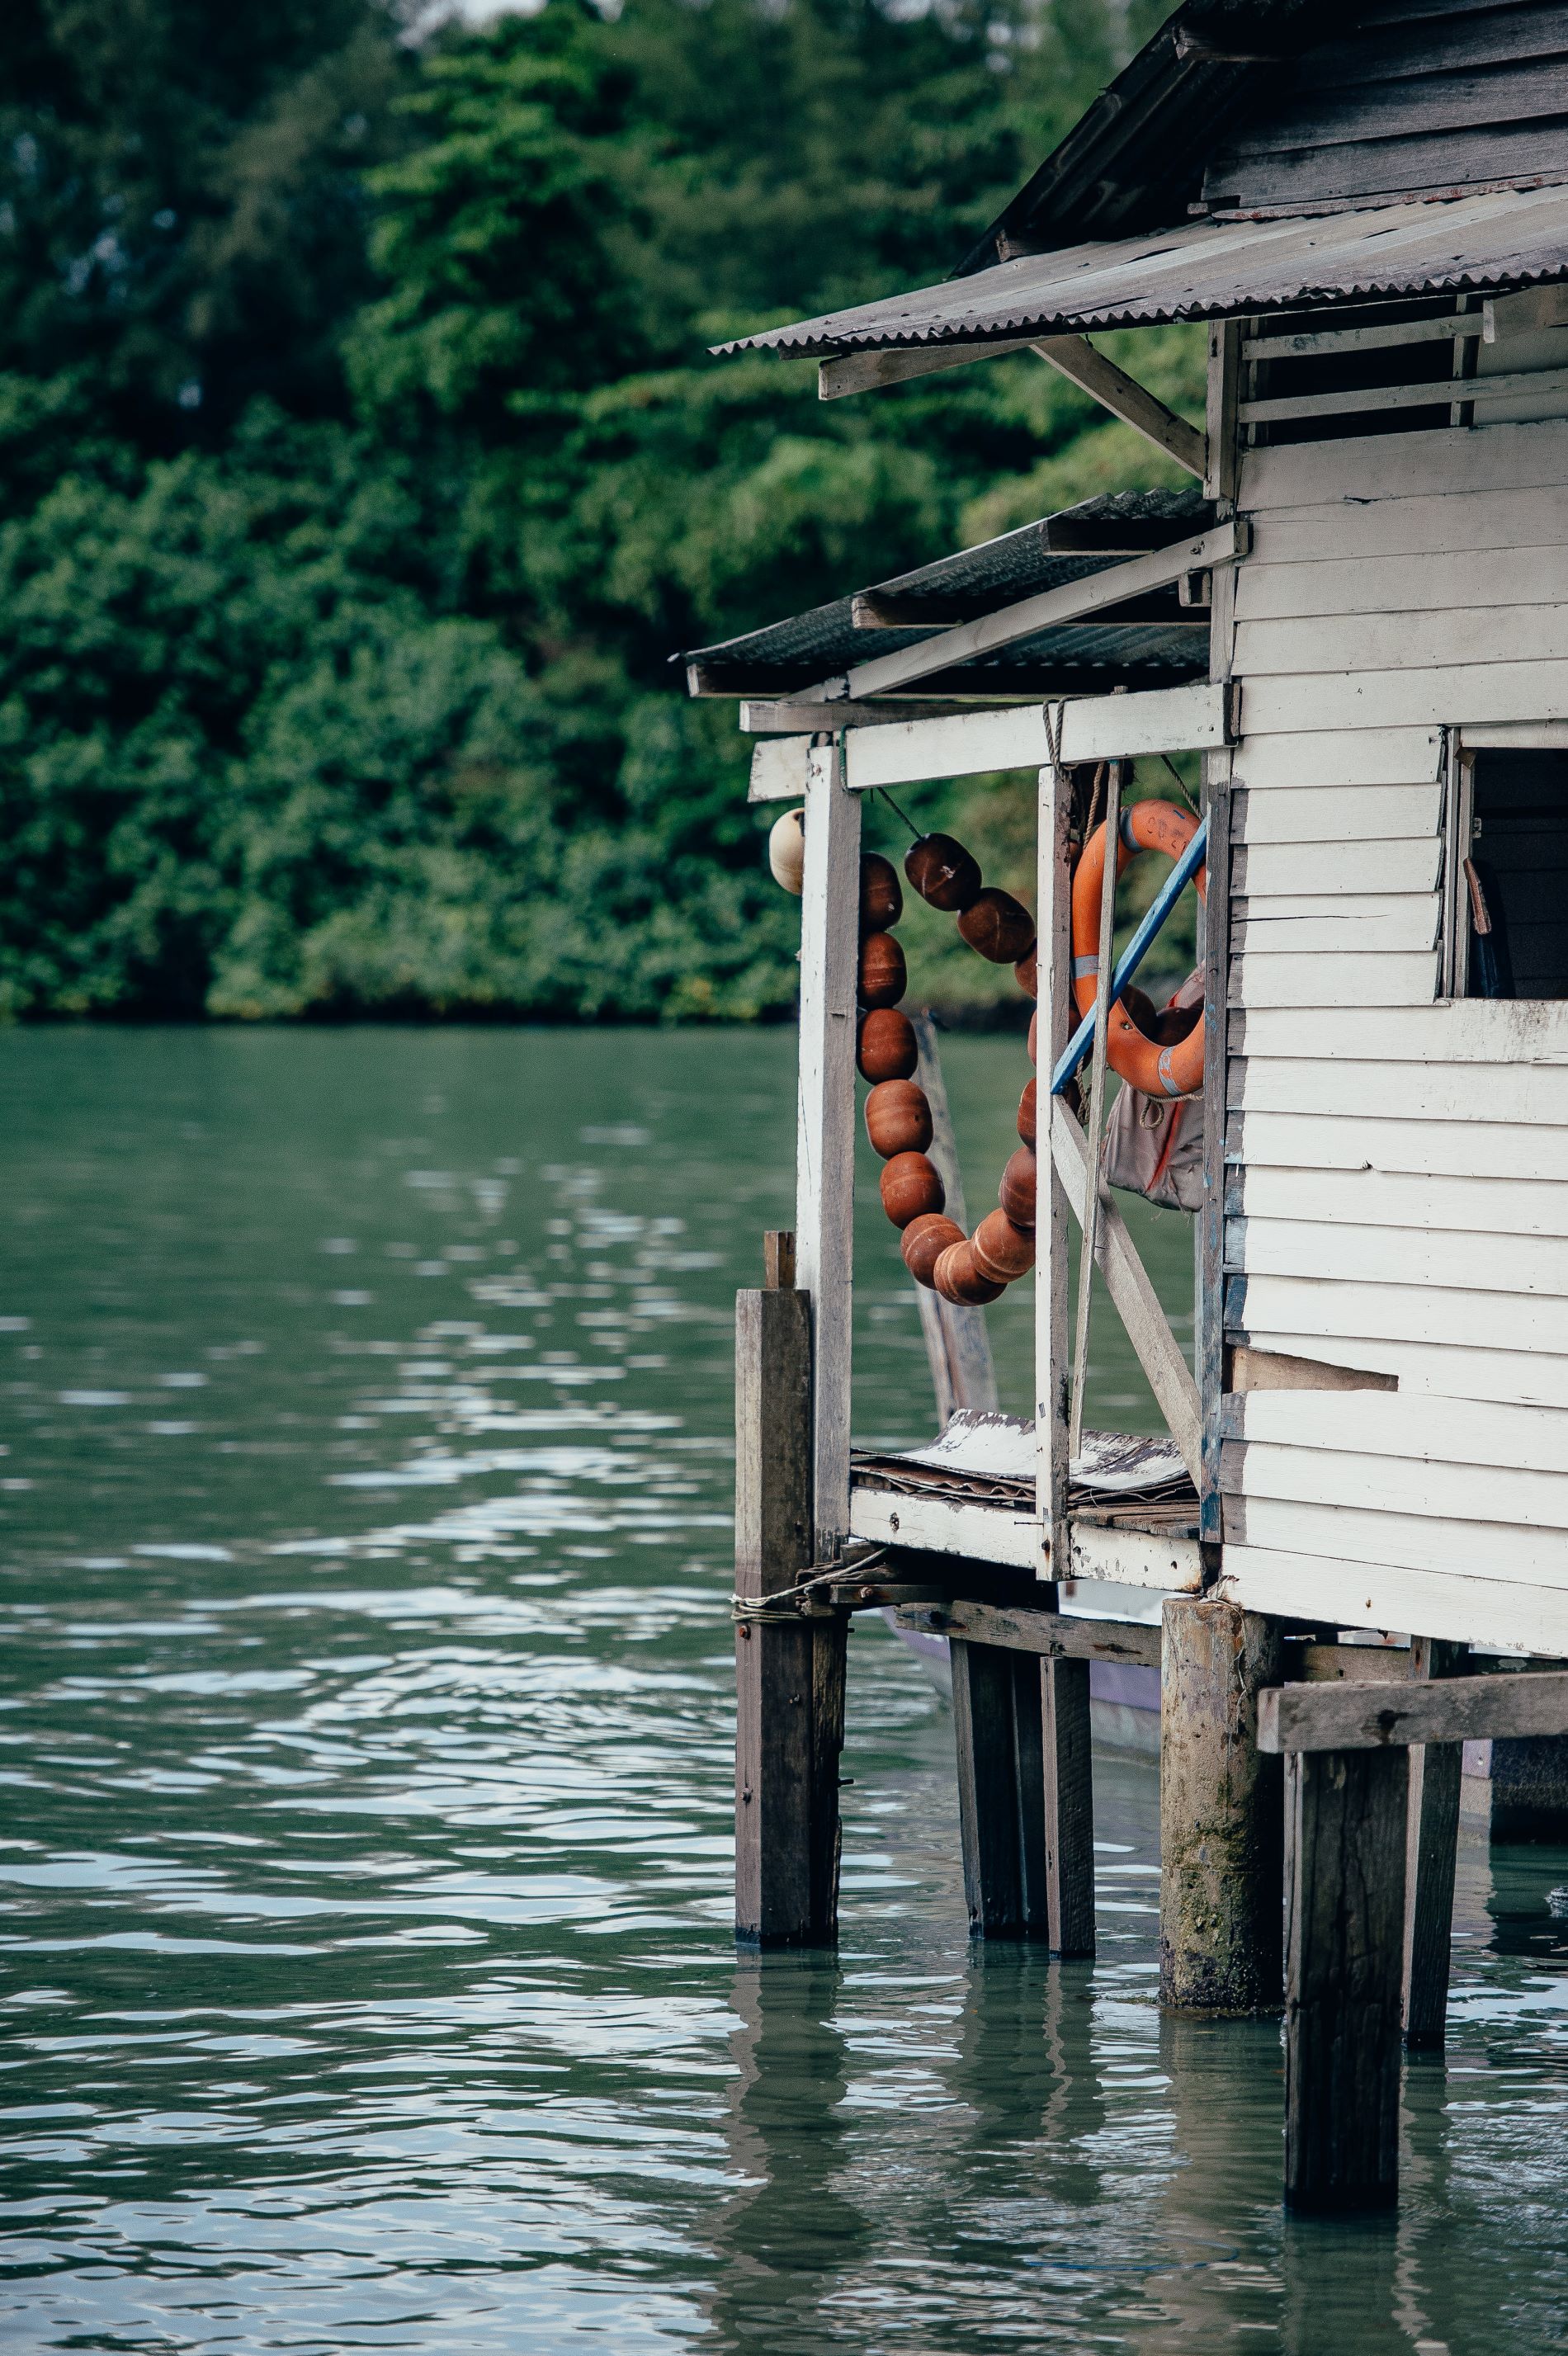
[{"left": 1049, "top": 1098, "right": 1202, "bottom": 1478}]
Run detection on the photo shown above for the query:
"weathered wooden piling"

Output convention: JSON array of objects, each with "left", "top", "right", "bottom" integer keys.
[
  {"left": 1284, "top": 1745, "right": 1408, "bottom": 2212},
  {"left": 1159, "top": 1596, "right": 1283, "bottom": 2013},
  {"left": 1402, "top": 1636, "right": 1466, "bottom": 2048},
  {"left": 1042, "top": 1655, "right": 1095, "bottom": 1957},
  {"left": 951, "top": 1641, "right": 1048, "bottom": 1940},
  {"left": 734, "top": 1246, "right": 847, "bottom": 1946}
]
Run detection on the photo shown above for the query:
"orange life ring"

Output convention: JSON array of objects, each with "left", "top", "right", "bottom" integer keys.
[{"left": 1071, "top": 800, "right": 1207, "bottom": 1100}]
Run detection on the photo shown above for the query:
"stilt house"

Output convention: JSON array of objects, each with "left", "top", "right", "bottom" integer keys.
[
  {"left": 698, "top": 0, "right": 1568, "bottom": 1659},
  {"left": 701, "top": 0, "right": 1568, "bottom": 2210}
]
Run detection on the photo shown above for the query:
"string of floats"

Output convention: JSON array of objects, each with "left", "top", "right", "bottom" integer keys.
[{"left": 768, "top": 776, "right": 1207, "bottom": 1311}]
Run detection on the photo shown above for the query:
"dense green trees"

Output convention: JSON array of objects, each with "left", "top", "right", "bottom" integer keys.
[{"left": 0, "top": 0, "right": 1193, "bottom": 1021}]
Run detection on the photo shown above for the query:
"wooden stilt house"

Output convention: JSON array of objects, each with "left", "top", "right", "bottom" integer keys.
[{"left": 697, "top": 0, "right": 1568, "bottom": 2212}]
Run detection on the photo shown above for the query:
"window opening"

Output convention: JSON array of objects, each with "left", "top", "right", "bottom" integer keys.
[{"left": 1450, "top": 748, "right": 1568, "bottom": 1001}]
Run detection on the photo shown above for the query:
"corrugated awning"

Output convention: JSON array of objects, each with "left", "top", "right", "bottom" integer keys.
[
  {"left": 682, "top": 489, "right": 1211, "bottom": 698},
  {"left": 718, "top": 183, "right": 1568, "bottom": 359}
]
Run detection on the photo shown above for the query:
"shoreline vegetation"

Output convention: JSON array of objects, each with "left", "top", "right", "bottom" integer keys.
[{"left": 2, "top": 0, "right": 1197, "bottom": 1025}]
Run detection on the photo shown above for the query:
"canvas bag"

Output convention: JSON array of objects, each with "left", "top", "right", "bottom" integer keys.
[{"left": 1101, "top": 970, "right": 1206, "bottom": 1214}]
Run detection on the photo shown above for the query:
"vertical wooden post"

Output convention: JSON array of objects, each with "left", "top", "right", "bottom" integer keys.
[
  {"left": 1043, "top": 1655, "right": 1095, "bottom": 1957},
  {"left": 1159, "top": 1596, "right": 1282, "bottom": 2013},
  {"left": 1402, "top": 1636, "right": 1465, "bottom": 2048},
  {"left": 1035, "top": 754, "right": 1073, "bottom": 1560},
  {"left": 951, "top": 1640, "right": 1048, "bottom": 1940},
  {"left": 1029, "top": 752, "right": 1093, "bottom": 1956},
  {"left": 1197, "top": 753, "right": 1234, "bottom": 1552},
  {"left": 1285, "top": 1745, "right": 1408, "bottom": 2212},
  {"left": 1068, "top": 758, "right": 1125, "bottom": 1459},
  {"left": 795, "top": 739, "right": 861, "bottom": 1557},
  {"left": 1201, "top": 320, "right": 1240, "bottom": 1554},
  {"left": 734, "top": 1258, "right": 846, "bottom": 1947}
]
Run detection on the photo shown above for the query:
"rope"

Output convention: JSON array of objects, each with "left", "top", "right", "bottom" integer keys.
[
  {"left": 1159, "top": 753, "right": 1201, "bottom": 819},
  {"left": 1044, "top": 699, "right": 1065, "bottom": 772},
  {"left": 878, "top": 788, "right": 923, "bottom": 843},
  {"left": 730, "top": 1546, "right": 889, "bottom": 1621}
]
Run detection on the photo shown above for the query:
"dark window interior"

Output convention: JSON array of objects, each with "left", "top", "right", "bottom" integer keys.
[
  {"left": 1250, "top": 297, "right": 1464, "bottom": 450},
  {"left": 1466, "top": 751, "right": 1568, "bottom": 1000}
]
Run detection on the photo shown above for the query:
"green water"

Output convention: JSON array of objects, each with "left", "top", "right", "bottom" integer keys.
[{"left": 3, "top": 1026, "right": 1568, "bottom": 2354}]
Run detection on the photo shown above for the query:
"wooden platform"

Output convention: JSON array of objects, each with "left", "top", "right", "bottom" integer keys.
[{"left": 848, "top": 1411, "right": 1203, "bottom": 1589}]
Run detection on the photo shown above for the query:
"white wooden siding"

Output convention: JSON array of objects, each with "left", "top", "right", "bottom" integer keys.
[{"left": 1225, "top": 399, "right": 1568, "bottom": 1645}]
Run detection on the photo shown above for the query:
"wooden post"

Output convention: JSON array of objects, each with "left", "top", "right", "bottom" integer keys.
[
  {"left": 734, "top": 1255, "right": 847, "bottom": 1947},
  {"left": 795, "top": 739, "right": 861, "bottom": 1556},
  {"left": 1043, "top": 1656, "right": 1095, "bottom": 1957},
  {"left": 1285, "top": 1746, "right": 1408, "bottom": 2213},
  {"left": 951, "top": 1640, "right": 1048, "bottom": 1940},
  {"left": 1069, "top": 758, "right": 1124, "bottom": 1460},
  {"left": 1036, "top": 754, "right": 1073, "bottom": 1557},
  {"left": 1402, "top": 1636, "right": 1466, "bottom": 2048},
  {"left": 1159, "top": 1597, "right": 1282, "bottom": 2013}
]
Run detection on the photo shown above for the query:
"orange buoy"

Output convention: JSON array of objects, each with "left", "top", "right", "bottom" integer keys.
[
  {"left": 1017, "top": 1079, "right": 1037, "bottom": 1146},
  {"left": 865, "top": 1079, "right": 932, "bottom": 1159},
  {"left": 1071, "top": 799, "right": 1207, "bottom": 1099},
  {"left": 901, "top": 1212, "right": 965, "bottom": 1288},
  {"left": 1014, "top": 944, "right": 1037, "bottom": 999},
  {"left": 1027, "top": 1008, "right": 1037, "bottom": 1065},
  {"left": 972, "top": 1209, "right": 1035, "bottom": 1284},
  {"left": 881, "top": 1151, "right": 944, "bottom": 1229},
  {"left": 956, "top": 888, "right": 1035, "bottom": 966},
  {"left": 857, "top": 1008, "right": 918, "bottom": 1083},
  {"left": 999, "top": 1146, "right": 1037, "bottom": 1230},
  {"left": 857, "top": 931, "right": 906, "bottom": 1009},
  {"left": 904, "top": 833, "right": 981, "bottom": 912},
  {"left": 933, "top": 1240, "right": 1005, "bottom": 1305},
  {"left": 859, "top": 852, "right": 903, "bottom": 933}
]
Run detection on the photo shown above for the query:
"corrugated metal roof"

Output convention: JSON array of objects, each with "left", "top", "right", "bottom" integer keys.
[
  {"left": 682, "top": 489, "right": 1211, "bottom": 696},
  {"left": 719, "top": 183, "right": 1568, "bottom": 359}
]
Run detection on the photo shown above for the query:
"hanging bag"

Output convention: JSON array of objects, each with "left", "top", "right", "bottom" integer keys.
[{"left": 1101, "top": 970, "right": 1206, "bottom": 1213}]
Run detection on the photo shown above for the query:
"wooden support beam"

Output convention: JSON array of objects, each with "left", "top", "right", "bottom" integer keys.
[
  {"left": 1243, "top": 313, "right": 1481, "bottom": 364},
  {"left": 1031, "top": 335, "right": 1207, "bottom": 479},
  {"left": 818, "top": 336, "right": 1039, "bottom": 400},
  {"left": 833, "top": 523, "right": 1244, "bottom": 704},
  {"left": 894, "top": 1597, "right": 1160, "bottom": 1667},
  {"left": 1050, "top": 1098, "right": 1203, "bottom": 1477},
  {"left": 1159, "top": 1598, "right": 1283, "bottom": 2014},
  {"left": 734, "top": 1281, "right": 846, "bottom": 1946},
  {"left": 1240, "top": 364, "right": 1568, "bottom": 428},
  {"left": 1037, "top": 759, "right": 1073, "bottom": 1552},
  {"left": 1402, "top": 1636, "right": 1466, "bottom": 2051},
  {"left": 1199, "top": 754, "right": 1233, "bottom": 1547},
  {"left": 739, "top": 697, "right": 978, "bottom": 733},
  {"left": 1285, "top": 1743, "right": 1407, "bottom": 2213},
  {"left": 1259, "top": 1669, "right": 1568, "bottom": 1754},
  {"left": 950, "top": 1640, "right": 1049, "bottom": 1940},
  {"left": 1043, "top": 1655, "right": 1095, "bottom": 1958},
  {"left": 747, "top": 682, "right": 1238, "bottom": 801},
  {"left": 1069, "top": 758, "right": 1125, "bottom": 1460},
  {"left": 794, "top": 743, "right": 860, "bottom": 1555}
]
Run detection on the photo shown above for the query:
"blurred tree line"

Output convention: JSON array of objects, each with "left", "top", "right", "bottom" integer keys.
[{"left": 0, "top": 0, "right": 1197, "bottom": 1022}]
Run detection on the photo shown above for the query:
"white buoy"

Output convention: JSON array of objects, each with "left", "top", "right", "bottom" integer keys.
[{"left": 768, "top": 806, "right": 806, "bottom": 895}]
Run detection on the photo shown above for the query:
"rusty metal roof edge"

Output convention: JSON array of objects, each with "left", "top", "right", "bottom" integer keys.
[
  {"left": 712, "top": 187, "right": 1568, "bottom": 360},
  {"left": 715, "top": 258, "right": 1568, "bottom": 360}
]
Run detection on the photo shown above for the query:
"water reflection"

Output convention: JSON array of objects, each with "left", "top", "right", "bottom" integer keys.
[{"left": 711, "top": 1958, "right": 867, "bottom": 2351}]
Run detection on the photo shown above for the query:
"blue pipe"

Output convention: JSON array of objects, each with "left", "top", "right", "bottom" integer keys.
[{"left": 1048, "top": 814, "right": 1209, "bottom": 1096}]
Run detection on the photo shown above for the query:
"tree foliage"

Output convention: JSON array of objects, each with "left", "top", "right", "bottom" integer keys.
[{"left": 0, "top": 0, "right": 1194, "bottom": 1021}]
